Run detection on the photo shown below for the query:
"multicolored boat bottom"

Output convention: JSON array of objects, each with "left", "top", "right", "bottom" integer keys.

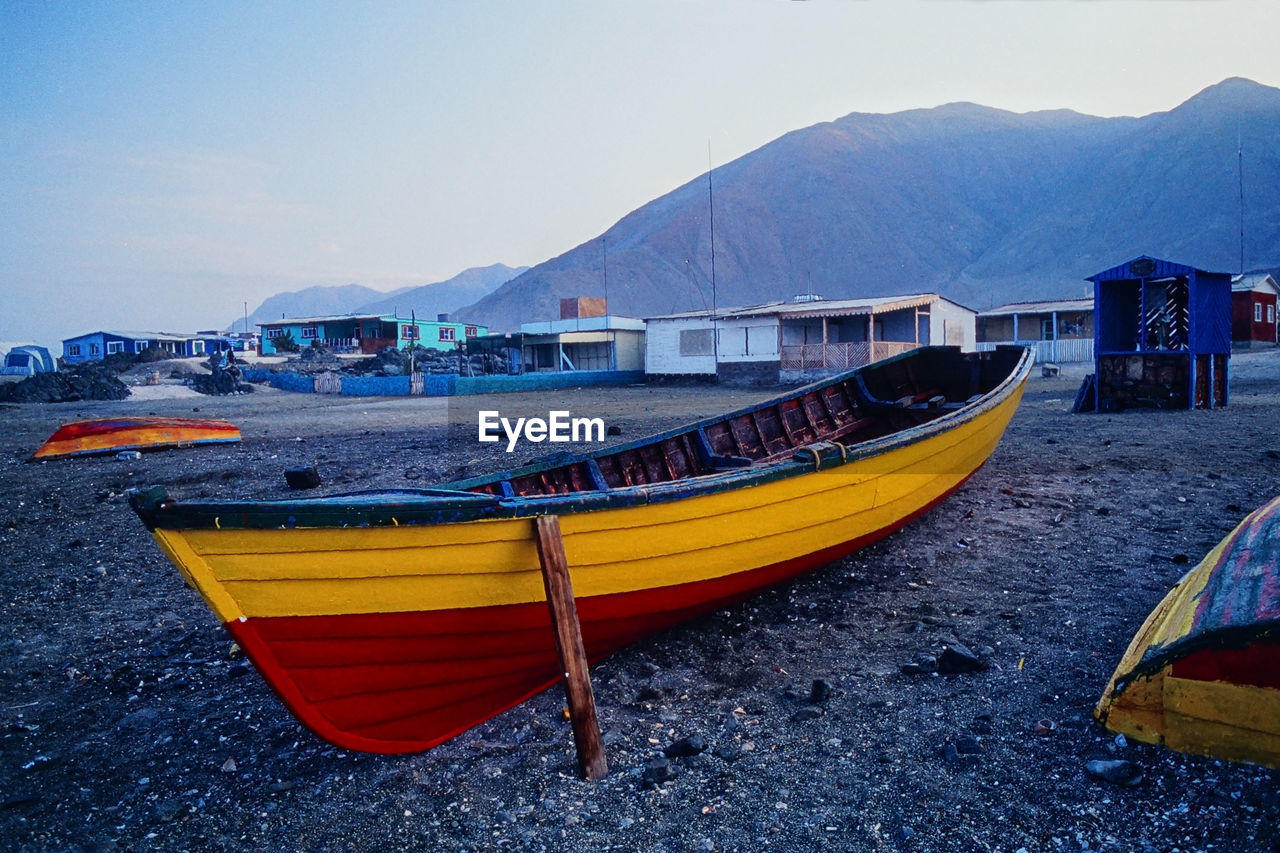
[
  {"left": 32, "top": 416, "right": 242, "bottom": 460},
  {"left": 129, "top": 346, "right": 1033, "bottom": 754},
  {"left": 1096, "top": 494, "right": 1280, "bottom": 769}
]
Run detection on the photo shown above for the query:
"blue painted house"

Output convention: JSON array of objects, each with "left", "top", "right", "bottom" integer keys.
[
  {"left": 62, "top": 331, "right": 209, "bottom": 364},
  {"left": 258, "top": 314, "right": 486, "bottom": 355}
]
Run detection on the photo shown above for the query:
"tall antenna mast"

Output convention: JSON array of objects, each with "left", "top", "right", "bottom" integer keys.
[{"left": 1238, "top": 128, "right": 1245, "bottom": 275}]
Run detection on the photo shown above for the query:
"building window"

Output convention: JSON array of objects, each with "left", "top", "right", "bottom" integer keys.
[
  {"left": 134, "top": 341, "right": 147, "bottom": 353},
  {"left": 90, "top": 343, "right": 100, "bottom": 355},
  {"left": 679, "top": 328, "right": 715, "bottom": 356},
  {"left": 1255, "top": 302, "right": 1263, "bottom": 322},
  {"left": 402, "top": 325, "right": 420, "bottom": 340},
  {"left": 745, "top": 325, "right": 778, "bottom": 356},
  {"left": 465, "top": 326, "right": 478, "bottom": 338},
  {"left": 67, "top": 344, "right": 81, "bottom": 356},
  {"left": 439, "top": 327, "right": 456, "bottom": 342},
  {"left": 1269, "top": 305, "right": 1276, "bottom": 324},
  {"left": 193, "top": 341, "right": 205, "bottom": 355},
  {"left": 301, "top": 326, "right": 318, "bottom": 339},
  {"left": 266, "top": 328, "right": 283, "bottom": 338},
  {"left": 107, "top": 341, "right": 124, "bottom": 354}
]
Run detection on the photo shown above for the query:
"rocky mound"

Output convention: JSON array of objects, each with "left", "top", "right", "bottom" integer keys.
[
  {"left": 343, "top": 345, "right": 508, "bottom": 377},
  {"left": 188, "top": 353, "right": 254, "bottom": 396},
  {"left": 0, "top": 366, "right": 130, "bottom": 403}
]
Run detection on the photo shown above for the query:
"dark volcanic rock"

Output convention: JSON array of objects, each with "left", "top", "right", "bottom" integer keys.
[
  {"left": 937, "top": 643, "right": 989, "bottom": 674},
  {"left": 641, "top": 758, "right": 678, "bottom": 787},
  {"left": 1085, "top": 759, "right": 1145, "bottom": 787},
  {"left": 2, "top": 368, "right": 129, "bottom": 403},
  {"left": 662, "top": 735, "right": 706, "bottom": 758}
]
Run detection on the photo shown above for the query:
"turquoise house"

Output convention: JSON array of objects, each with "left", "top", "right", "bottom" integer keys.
[{"left": 258, "top": 314, "right": 486, "bottom": 356}]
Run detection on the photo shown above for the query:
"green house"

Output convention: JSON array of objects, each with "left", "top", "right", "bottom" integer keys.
[{"left": 258, "top": 314, "right": 486, "bottom": 356}]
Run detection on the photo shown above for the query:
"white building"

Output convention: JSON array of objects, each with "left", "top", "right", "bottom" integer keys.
[
  {"left": 645, "top": 293, "right": 976, "bottom": 384},
  {"left": 520, "top": 315, "right": 647, "bottom": 372}
]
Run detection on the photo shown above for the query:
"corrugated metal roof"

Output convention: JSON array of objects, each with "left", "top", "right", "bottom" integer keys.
[
  {"left": 980, "top": 298, "right": 1093, "bottom": 317},
  {"left": 258, "top": 314, "right": 387, "bottom": 326},
  {"left": 520, "top": 316, "right": 646, "bottom": 335},
  {"left": 647, "top": 293, "right": 947, "bottom": 321},
  {"left": 259, "top": 313, "right": 482, "bottom": 327},
  {"left": 101, "top": 331, "right": 195, "bottom": 341},
  {"left": 1087, "top": 255, "right": 1226, "bottom": 282},
  {"left": 1232, "top": 273, "right": 1280, "bottom": 293}
]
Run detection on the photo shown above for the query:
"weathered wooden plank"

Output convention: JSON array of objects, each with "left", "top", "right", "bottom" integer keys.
[
  {"left": 534, "top": 515, "right": 608, "bottom": 781},
  {"left": 1164, "top": 676, "right": 1280, "bottom": 769}
]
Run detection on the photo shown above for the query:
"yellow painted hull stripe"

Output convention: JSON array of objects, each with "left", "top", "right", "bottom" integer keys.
[{"left": 155, "top": 386, "right": 1022, "bottom": 624}]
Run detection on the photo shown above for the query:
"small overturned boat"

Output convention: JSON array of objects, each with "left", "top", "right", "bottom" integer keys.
[
  {"left": 31, "top": 416, "right": 242, "bottom": 460},
  {"left": 129, "top": 345, "right": 1032, "bottom": 754},
  {"left": 1096, "top": 495, "right": 1280, "bottom": 769}
]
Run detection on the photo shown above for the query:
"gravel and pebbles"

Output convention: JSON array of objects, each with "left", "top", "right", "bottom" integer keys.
[{"left": 2, "top": 353, "right": 1279, "bottom": 852}]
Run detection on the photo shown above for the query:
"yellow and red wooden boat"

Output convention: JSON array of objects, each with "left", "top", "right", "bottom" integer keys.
[
  {"left": 129, "top": 345, "right": 1032, "bottom": 754},
  {"left": 1096, "top": 495, "right": 1280, "bottom": 769},
  {"left": 32, "top": 416, "right": 242, "bottom": 460}
]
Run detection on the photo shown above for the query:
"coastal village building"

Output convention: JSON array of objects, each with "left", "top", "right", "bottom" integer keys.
[
  {"left": 61, "top": 331, "right": 240, "bottom": 364},
  {"left": 257, "top": 314, "right": 486, "bottom": 356},
  {"left": 976, "top": 298, "right": 1095, "bottom": 363},
  {"left": 1230, "top": 272, "right": 1280, "bottom": 347},
  {"left": 1084, "top": 255, "right": 1231, "bottom": 411},
  {"left": 517, "top": 298, "right": 645, "bottom": 372},
  {"left": 645, "top": 293, "right": 975, "bottom": 384}
]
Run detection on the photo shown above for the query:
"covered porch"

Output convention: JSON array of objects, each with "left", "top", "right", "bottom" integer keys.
[
  {"left": 777, "top": 299, "right": 933, "bottom": 372},
  {"left": 976, "top": 299, "right": 1094, "bottom": 364}
]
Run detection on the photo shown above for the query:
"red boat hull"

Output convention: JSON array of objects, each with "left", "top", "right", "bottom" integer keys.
[{"left": 222, "top": 487, "right": 956, "bottom": 753}]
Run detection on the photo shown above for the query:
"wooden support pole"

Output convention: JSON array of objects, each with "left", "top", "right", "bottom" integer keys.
[
  {"left": 821, "top": 316, "right": 829, "bottom": 368},
  {"left": 534, "top": 514, "right": 608, "bottom": 781}
]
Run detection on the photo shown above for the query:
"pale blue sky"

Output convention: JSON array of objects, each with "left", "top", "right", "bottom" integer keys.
[{"left": 3, "top": 1, "right": 1278, "bottom": 348}]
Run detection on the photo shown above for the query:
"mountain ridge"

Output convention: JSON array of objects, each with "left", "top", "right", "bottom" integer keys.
[
  {"left": 458, "top": 77, "right": 1280, "bottom": 331},
  {"left": 231, "top": 264, "right": 525, "bottom": 332}
]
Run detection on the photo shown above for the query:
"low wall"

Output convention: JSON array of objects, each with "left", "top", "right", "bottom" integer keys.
[
  {"left": 456, "top": 370, "right": 644, "bottom": 395},
  {"left": 339, "top": 375, "right": 412, "bottom": 396},
  {"left": 241, "top": 368, "right": 644, "bottom": 397},
  {"left": 716, "top": 361, "right": 781, "bottom": 386}
]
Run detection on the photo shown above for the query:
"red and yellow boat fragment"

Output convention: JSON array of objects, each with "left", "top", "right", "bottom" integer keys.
[
  {"left": 129, "top": 346, "right": 1032, "bottom": 754},
  {"left": 32, "top": 417, "right": 241, "bottom": 460},
  {"left": 1096, "top": 494, "right": 1280, "bottom": 769}
]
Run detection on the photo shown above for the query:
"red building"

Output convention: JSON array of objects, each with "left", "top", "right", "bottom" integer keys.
[{"left": 1231, "top": 273, "right": 1280, "bottom": 347}]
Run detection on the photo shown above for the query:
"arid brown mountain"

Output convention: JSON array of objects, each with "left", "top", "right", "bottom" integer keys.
[{"left": 460, "top": 78, "right": 1280, "bottom": 332}]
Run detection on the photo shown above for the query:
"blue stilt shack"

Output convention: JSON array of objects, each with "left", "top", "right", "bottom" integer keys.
[{"left": 1085, "top": 256, "right": 1231, "bottom": 411}]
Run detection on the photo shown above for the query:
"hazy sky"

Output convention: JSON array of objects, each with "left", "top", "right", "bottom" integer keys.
[{"left": 3, "top": 1, "right": 1278, "bottom": 349}]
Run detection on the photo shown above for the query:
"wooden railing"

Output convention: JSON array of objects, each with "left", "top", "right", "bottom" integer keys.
[
  {"left": 976, "top": 338, "right": 1093, "bottom": 364},
  {"left": 780, "top": 340, "right": 918, "bottom": 370}
]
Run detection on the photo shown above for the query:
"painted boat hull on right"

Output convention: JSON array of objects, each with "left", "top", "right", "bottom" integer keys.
[{"left": 1096, "top": 494, "right": 1280, "bottom": 769}]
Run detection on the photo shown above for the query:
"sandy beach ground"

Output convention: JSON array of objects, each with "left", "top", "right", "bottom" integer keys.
[{"left": 2, "top": 352, "right": 1279, "bottom": 852}]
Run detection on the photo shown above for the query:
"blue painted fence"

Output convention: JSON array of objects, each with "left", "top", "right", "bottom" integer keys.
[{"left": 240, "top": 368, "right": 644, "bottom": 397}]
